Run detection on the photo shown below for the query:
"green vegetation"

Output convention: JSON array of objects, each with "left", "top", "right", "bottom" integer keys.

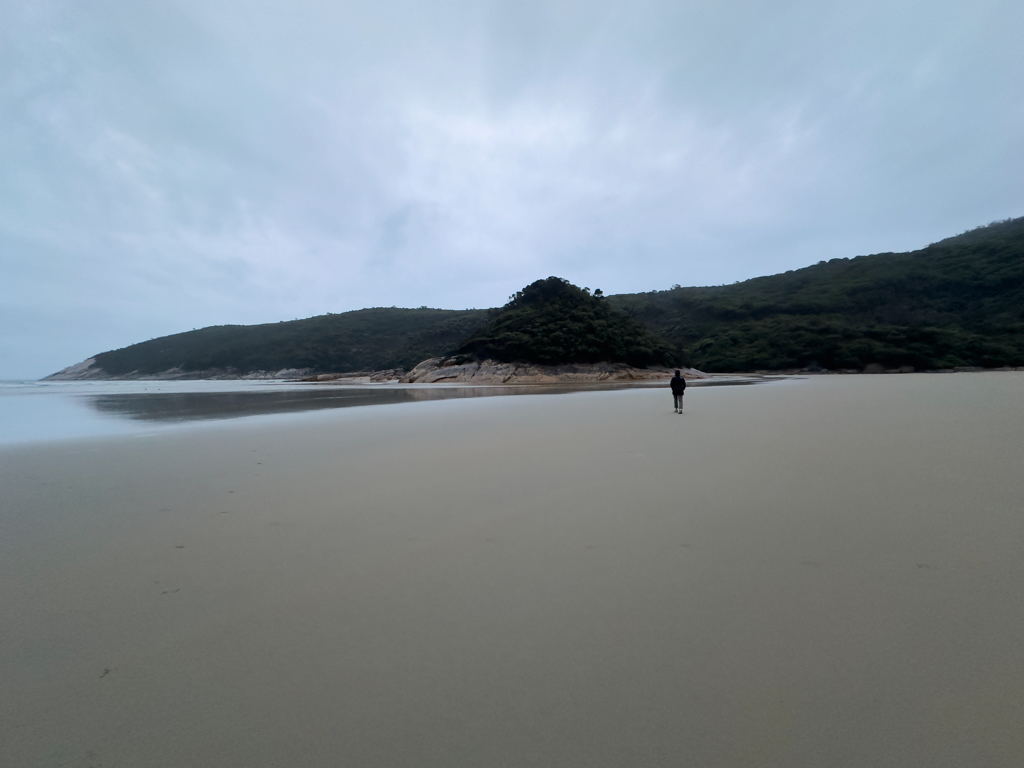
[
  {"left": 607, "top": 217, "right": 1024, "bottom": 371},
  {"left": 70, "top": 216, "right": 1024, "bottom": 377},
  {"left": 93, "top": 308, "right": 488, "bottom": 376},
  {"left": 457, "top": 277, "right": 676, "bottom": 367}
]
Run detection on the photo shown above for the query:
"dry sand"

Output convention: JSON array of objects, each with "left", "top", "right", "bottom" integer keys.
[{"left": 2, "top": 374, "right": 1023, "bottom": 767}]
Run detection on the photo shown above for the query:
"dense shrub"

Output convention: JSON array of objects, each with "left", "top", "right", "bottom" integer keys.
[{"left": 457, "top": 277, "right": 677, "bottom": 367}]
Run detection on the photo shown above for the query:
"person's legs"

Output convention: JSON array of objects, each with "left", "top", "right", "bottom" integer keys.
[{"left": 673, "top": 393, "right": 682, "bottom": 412}]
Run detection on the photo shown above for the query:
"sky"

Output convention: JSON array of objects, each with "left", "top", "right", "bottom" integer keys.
[{"left": 2, "top": 0, "right": 1022, "bottom": 378}]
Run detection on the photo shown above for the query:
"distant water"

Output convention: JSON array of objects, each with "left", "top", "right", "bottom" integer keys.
[{"left": 1, "top": 378, "right": 737, "bottom": 447}]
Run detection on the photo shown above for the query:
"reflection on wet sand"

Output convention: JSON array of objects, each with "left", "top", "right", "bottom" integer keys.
[{"left": 86, "top": 379, "right": 763, "bottom": 424}]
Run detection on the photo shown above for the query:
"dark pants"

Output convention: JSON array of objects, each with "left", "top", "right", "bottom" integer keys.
[{"left": 673, "top": 393, "right": 684, "bottom": 410}]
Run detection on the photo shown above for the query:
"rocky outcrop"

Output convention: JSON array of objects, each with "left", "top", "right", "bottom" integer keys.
[
  {"left": 43, "top": 359, "right": 315, "bottom": 381},
  {"left": 301, "top": 369, "right": 406, "bottom": 384},
  {"left": 43, "top": 358, "right": 109, "bottom": 380},
  {"left": 43, "top": 354, "right": 708, "bottom": 384},
  {"left": 399, "top": 357, "right": 709, "bottom": 384}
]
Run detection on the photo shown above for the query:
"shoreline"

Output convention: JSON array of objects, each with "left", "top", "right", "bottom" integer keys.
[
  {"left": 0, "top": 376, "right": 774, "bottom": 449},
  {"left": 41, "top": 361, "right": 1024, "bottom": 383}
]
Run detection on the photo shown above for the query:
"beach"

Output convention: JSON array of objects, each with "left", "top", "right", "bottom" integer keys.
[{"left": 2, "top": 373, "right": 1023, "bottom": 767}]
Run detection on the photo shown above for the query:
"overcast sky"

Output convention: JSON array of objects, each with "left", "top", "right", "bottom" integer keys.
[{"left": 2, "top": 0, "right": 1022, "bottom": 378}]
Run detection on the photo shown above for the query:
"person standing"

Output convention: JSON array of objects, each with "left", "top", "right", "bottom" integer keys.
[{"left": 670, "top": 369, "right": 686, "bottom": 413}]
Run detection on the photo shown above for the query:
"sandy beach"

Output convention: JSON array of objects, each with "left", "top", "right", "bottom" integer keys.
[{"left": 2, "top": 373, "right": 1023, "bottom": 767}]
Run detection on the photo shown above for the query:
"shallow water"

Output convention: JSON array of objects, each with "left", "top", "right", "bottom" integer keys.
[
  {"left": 0, "top": 379, "right": 312, "bottom": 444},
  {"left": 0, "top": 377, "right": 754, "bottom": 445},
  {"left": 3, "top": 373, "right": 1021, "bottom": 767}
]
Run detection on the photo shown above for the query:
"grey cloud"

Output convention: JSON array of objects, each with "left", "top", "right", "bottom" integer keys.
[{"left": 1, "top": 0, "right": 1022, "bottom": 377}]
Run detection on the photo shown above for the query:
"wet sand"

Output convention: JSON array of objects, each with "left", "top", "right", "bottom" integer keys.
[
  {"left": 0, "top": 377, "right": 755, "bottom": 447},
  {"left": 2, "top": 374, "right": 1023, "bottom": 767}
]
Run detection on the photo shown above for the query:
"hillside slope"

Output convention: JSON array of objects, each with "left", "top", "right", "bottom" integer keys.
[
  {"left": 607, "top": 217, "right": 1024, "bottom": 371},
  {"left": 54, "top": 308, "right": 488, "bottom": 378}
]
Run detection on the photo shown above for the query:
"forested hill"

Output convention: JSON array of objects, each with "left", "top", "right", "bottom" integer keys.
[
  {"left": 80, "top": 308, "right": 488, "bottom": 377},
  {"left": 47, "top": 216, "right": 1024, "bottom": 378},
  {"left": 606, "top": 217, "right": 1024, "bottom": 371},
  {"left": 457, "top": 277, "right": 675, "bottom": 368}
]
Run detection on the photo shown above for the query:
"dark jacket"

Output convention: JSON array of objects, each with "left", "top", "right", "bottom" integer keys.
[{"left": 670, "top": 375, "right": 686, "bottom": 395}]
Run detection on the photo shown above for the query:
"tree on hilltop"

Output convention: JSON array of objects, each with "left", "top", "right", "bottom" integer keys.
[{"left": 457, "top": 277, "right": 676, "bottom": 367}]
